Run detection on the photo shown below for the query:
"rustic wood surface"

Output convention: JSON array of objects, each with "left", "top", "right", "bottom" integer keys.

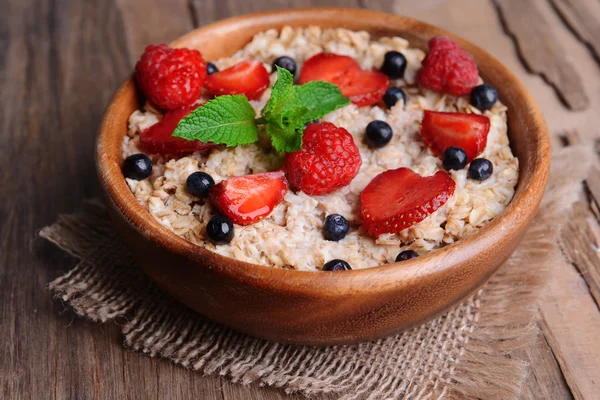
[{"left": 1, "top": 0, "right": 599, "bottom": 399}]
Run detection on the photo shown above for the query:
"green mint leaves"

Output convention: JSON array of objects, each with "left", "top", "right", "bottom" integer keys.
[
  {"left": 172, "top": 67, "right": 350, "bottom": 153},
  {"left": 172, "top": 95, "right": 258, "bottom": 146}
]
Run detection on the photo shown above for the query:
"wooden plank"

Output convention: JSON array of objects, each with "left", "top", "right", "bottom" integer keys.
[
  {"left": 550, "top": 0, "right": 600, "bottom": 65},
  {"left": 516, "top": 334, "right": 574, "bottom": 400},
  {"left": 0, "top": 0, "right": 132, "bottom": 399},
  {"left": 115, "top": 0, "right": 195, "bottom": 65},
  {"left": 559, "top": 201, "right": 600, "bottom": 308},
  {"left": 494, "top": 0, "right": 589, "bottom": 111}
]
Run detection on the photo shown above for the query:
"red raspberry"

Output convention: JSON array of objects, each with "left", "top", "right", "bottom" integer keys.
[
  {"left": 416, "top": 37, "right": 478, "bottom": 96},
  {"left": 135, "top": 44, "right": 206, "bottom": 110},
  {"left": 284, "top": 122, "right": 362, "bottom": 196}
]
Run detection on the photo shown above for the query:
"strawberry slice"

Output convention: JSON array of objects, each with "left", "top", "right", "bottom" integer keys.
[
  {"left": 360, "top": 168, "right": 455, "bottom": 237},
  {"left": 209, "top": 171, "right": 288, "bottom": 225},
  {"left": 298, "top": 52, "right": 389, "bottom": 107},
  {"left": 205, "top": 60, "right": 270, "bottom": 100},
  {"left": 140, "top": 105, "right": 215, "bottom": 155},
  {"left": 420, "top": 110, "right": 490, "bottom": 162},
  {"left": 298, "top": 53, "right": 359, "bottom": 84}
]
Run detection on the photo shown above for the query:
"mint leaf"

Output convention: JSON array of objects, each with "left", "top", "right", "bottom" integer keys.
[
  {"left": 261, "top": 66, "right": 294, "bottom": 118},
  {"left": 287, "top": 81, "right": 349, "bottom": 124},
  {"left": 261, "top": 68, "right": 350, "bottom": 152},
  {"left": 173, "top": 95, "right": 258, "bottom": 146}
]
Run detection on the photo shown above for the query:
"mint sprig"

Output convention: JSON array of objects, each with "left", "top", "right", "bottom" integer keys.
[{"left": 172, "top": 67, "right": 350, "bottom": 152}]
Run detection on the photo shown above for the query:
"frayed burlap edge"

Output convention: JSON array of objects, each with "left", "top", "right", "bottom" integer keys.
[{"left": 40, "top": 146, "right": 591, "bottom": 399}]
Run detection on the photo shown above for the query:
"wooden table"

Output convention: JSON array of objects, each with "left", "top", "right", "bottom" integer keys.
[{"left": 2, "top": 0, "right": 599, "bottom": 398}]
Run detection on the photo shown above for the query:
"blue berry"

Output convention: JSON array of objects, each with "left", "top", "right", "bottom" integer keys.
[
  {"left": 380, "top": 51, "right": 407, "bottom": 79},
  {"left": 122, "top": 154, "right": 152, "bottom": 180},
  {"left": 272, "top": 56, "right": 297, "bottom": 76},
  {"left": 470, "top": 84, "right": 498, "bottom": 110},
  {"left": 395, "top": 250, "right": 419, "bottom": 262},
  {"left": 207, "top": 62, "right": 219, "bottom": 75},
  {"left": 186, "top": 171, "right": 215, "bottom": 198},
  {"left": 468, "top": 158, "right": 493, "bottom": 180},
  {"left": 365, "top": 120, "right": 393, "bottom": 148},
  {"left": 442, "top": 147, "right": 468, "bottom": 171},
  {"left": 323, "top": 214, "right": 350, "bottom": 241},
  {"left": 322, "top": 259, "right": 352, "bottom": 271},
  {"left": 383, "top": 87, "right": 406, "bottom": 109},
  {"left": 206, "top": 215, "right": 234, "bottom": 244}
]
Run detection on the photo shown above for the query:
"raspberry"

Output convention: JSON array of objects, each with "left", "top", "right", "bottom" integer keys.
[
  {"left": 416, "top": 37, "right": 478, "bottom": 96},
  {"left": 284, "top": 122, "right": 362, "bottom": 196},
  {"left": 135, "top": 44, "right": 206, "bottom": 110}
]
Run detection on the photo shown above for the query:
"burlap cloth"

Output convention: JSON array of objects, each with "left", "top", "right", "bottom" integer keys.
[{"left": 40, "top": 146, "right": 590, "bottom": 399}]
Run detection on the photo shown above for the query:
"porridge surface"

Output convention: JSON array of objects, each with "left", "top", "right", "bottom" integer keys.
[{"left": 123, "top": 26, "right": 519, "bottom": 271}]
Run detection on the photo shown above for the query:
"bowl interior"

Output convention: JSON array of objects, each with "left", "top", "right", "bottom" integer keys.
[{"left": 97, "top": 8, "right": 550, "bottom": 289}]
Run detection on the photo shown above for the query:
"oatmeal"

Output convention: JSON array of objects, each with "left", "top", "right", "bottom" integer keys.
[{"left": 123, "top": 26, "right": 519, "bottom": 271}]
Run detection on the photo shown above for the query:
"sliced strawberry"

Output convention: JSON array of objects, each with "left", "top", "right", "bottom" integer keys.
[
  {"left": 298, "top": 53, "right": 389, "bottom": 107},
  {"left": 360, "top": 168, "right": 455, "bottom": 237},
  {"left": 341, "top": 67, "right": 389, "bottom": 107},
  {"left": 209, "top": 171, "right": 288, "bottom": 226},
  {"left": 298, "top": 53, "right": 359, "bottom": 84},
  {"left": 420, "top": 110, "right": 490, "bottom": 162},
  {"left": 140, "top": 105, "right": 215, "bottom": 155},
  {"left": 205, "top": 60, "right": 270, "bottom": 100}
]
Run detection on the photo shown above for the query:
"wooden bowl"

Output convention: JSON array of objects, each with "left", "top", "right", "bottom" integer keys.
[{"left": 96, "top": 8, "right": 550, "bottom": 346}]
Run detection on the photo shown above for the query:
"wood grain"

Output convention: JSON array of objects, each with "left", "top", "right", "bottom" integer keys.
[
  {"left": 516, "top": 334, "right": 574, "bottom": 400},
  {"left": 494, "top": 0, "right": 589, "bottom": 111},
  {"left": 551, "top": 0, "right": 600, "bottom": 65}
]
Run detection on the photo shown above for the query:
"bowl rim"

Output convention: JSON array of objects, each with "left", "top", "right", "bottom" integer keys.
[{"left": 96, "top": 7, "right": 550, "bottom": 293}]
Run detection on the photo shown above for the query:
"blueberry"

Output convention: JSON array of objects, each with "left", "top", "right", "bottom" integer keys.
[
  {"left": 365, "top": 120, "right": 393, "bottom": 148},
  {"left": 470, "top": 84, "right": 498, "bottom": 110},
  {"left": 380, "top": 51, "right": 407, "bottom": 79},
  {"left": 322, "top": 259, "right": 352, "bottom": 271},
  {"left": 442, "top": 147, "right": 468, "bottom": 171},
  {"left": 383, "top": 87, "right": 406, "bottom": 109},
  {"left": 206, "top": 215, "right": 234, "bottom": 244},
  {"left": 323, "top": 214, "right": 350, "bottom": 241},
  {"left": 186, "top": 171, "right": 215, "bottom": 198},
  {"left": 122, "top": 154, "right": 152, "bottom": 180},
  {"left": 272, "top": 56, "right": 297, "bottom": 76},
  {"left": 207, "top": 62, "right": 219, "bottom": 75},
  {"left": 395, "top": 250, "right": 419, "bottom": 262},
  {"left": 468, "top": 158, "right": 493, "bottom": 180}
]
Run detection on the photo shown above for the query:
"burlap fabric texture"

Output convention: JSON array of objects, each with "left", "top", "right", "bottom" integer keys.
[{"left": 40, "top": 146, "right": 590, "bottom": 399}]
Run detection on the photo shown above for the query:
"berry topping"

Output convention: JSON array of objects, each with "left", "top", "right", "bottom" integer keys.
[
  {"left": 360, "top": 168, "right": 456, "bottom": 237},
  {"left": 135, "top": 44, "right": 206, "bottom": 110},
  {"left": 272, "top": 56, "right": 297, "bottom": 76},
  {"left": 365, "top": 120, "right": 393, "bottom": 148},
  {"left": 468, "top": 158, "right": 493, "bottom": 180},
  {"left": 140, "top": 106, "right": 215, "bottom": 155},
  {"left": 206, "top": 62, "right": 219, "bottom": 75},
  {"left": 470, "top": 84, "right": 498, "bottom": 110},
  {"left": 383, "top": 87, "right": 406, "bottom": 109},
  {"left": 209, "top": 171, "right": 288, "bottom": 225},
  {"left": 186, "top": 171, "right": 215, "bottom": 198},
  {"left": 442, "top": 146, "right": 468, "bottom": 171},
  {"left": 380, "top": 51, "right": 407, "bottom": 79},
  {"left": 416, "top": 37, "right": 478, "bottom": 96},
  {"left": 284, "top": 122, "right": 362, "bottom": 196},
  {"left": 420, "top": 110, "right": 490, "bottom": 162},
  {"left": 205, "top": 60, "right": 270, "bottom": 100},
  {"left": 122, "top": 154, "right": 152, "bottom": 181},
  {"left": 298, "top": 53, "right": 389, "bottom": 107},
  {"left": 322, "top": 259, "right": 352, "bottom": 271},
  {"left": 323, "top": 214, "right": 350, "bottom": 241},
  {"left": 206, "top": 215, "right": 234, "bottom": 244},
  {"left": 395, "top": 250, "right": 419, "bottom": 262}
]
